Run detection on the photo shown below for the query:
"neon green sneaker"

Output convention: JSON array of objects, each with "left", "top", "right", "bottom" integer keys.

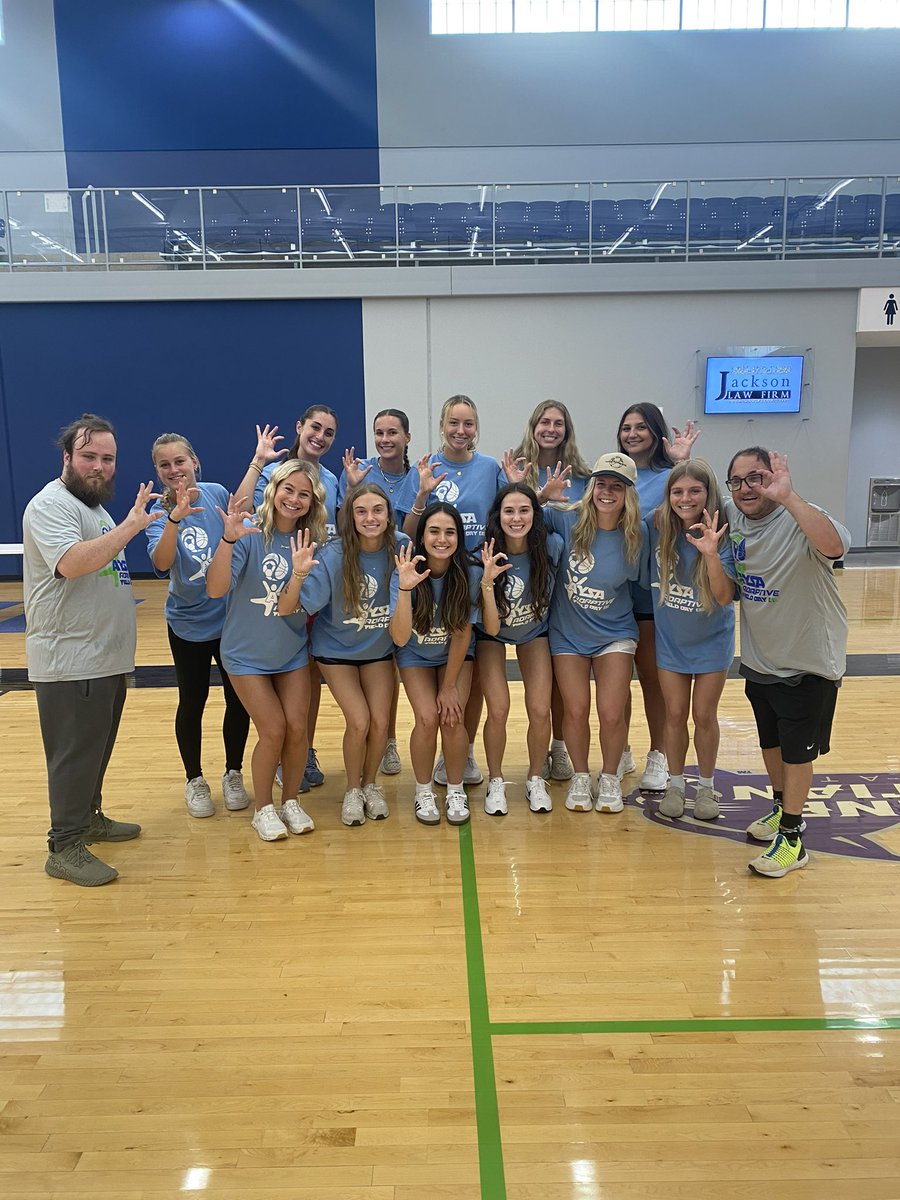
[
  {"left": 746, "top": 803, "right": 806, "bottom": 843},
  {"left": 748, "top": 833, "right": 809, "bottom": 877}
]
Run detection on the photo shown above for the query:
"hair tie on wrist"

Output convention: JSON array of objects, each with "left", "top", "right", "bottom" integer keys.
[
  {"left": 222, "top": 536, "right": 237, "bottom": 545},
  {"left": 167, "top": 514, "right": 181, "bottom": 525}
]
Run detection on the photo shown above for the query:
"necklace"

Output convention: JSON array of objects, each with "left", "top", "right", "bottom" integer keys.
[{"left": 378, "top": 461, "right": 407, "bottom": 494}]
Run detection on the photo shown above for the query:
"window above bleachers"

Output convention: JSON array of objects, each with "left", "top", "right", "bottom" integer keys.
[{"left": 430, "top": 0, "right": 900, "bottom": 32}]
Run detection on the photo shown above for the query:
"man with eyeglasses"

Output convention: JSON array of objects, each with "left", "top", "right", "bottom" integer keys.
[{"left": 724, "top": 446, "right": 849, "bottom": 878}]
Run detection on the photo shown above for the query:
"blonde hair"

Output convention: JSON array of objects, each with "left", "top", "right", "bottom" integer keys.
[
  {"left": 336, "top": 483, "right": 397, "bottom": 619},
  {"left": 150, "top": 432, "right": 199, "bottom": 512},
  {"left": 256, "top": 459, "right": 327, "bottom": 548},
  {"left": 513, "top": 400, "right": 592, "bottom": 487},
  {"left": 439, "top": 394, "right": 479, "bottom": 452},
  {"left": 571, "top": 473, "right": 642, "bottom": 565},
  {"left": 654, "top": 459, "right": 724, "bottom": 615}
]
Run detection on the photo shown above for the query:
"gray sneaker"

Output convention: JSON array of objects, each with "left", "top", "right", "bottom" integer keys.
[
  {"left": 185, "top": 776, "right": 215, "bottom": 818},
  {"left": 658, "top": 785, "right": 686, "bottom": 819},
  {"left": 45, "top": 842, "right": 118, "bottom": 887},
  {"left": 341, "top": 788, "right": 366, "bottom": 827},
  {"left": 363, "top": 782, "right": 390, "bottom": 820},
  {"left": 379, "top": 740, "right": 402, "bottom": 776},
  {"left": 693, "top": 785, "right": 721, "bottom": 821},
  {"left": 85, "top": 810, "right": 142, "bottom": 843}
]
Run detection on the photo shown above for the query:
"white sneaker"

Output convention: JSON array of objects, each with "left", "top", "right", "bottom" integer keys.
[
  {"left": 433, "top": 753, "right": 448, "bottom": 787},
  {"left": 341, "top": 788, "right": 366, "bottom": 827},
  {"left": 277, "top": 798, "right": 315, "bottom": 835},
  {"left": 415, "top": 790, "right": 441, "bottom": 825},
  {"left": 463, "top": 752, "right": 484, "bottom": 786},
  {"left": 484, "top": 778, "right": 508, "bottom": 816},
  {"left": 525, "top": 777, "right": 552, "bottom": 813},
  {"left": 363, "top": 782, "right": 390, "bottom": 820},
  {"left": 565, "top": 773, "right": 594, "bottom": 812},
  {"left": 185, "top": 776, "right": 215, "bottom": 818},
  {"left": 542, "top": 744, "right": 574, "bottom": 781},
  {"left": 446, "top": 791, "right": 471, "bottom": 826},
  {"left": 595, "top": 774, "right": 624, "bottom": 813},
  {"left": 379, "top": 739, "right": 402, "bottom": 776},
  {"left": 616, "top": 748, "right": 636, "bottom": 779},
  {"left": 639, "top": 750, "right": 669, "bottom": 792},
  {"left": 251, "top": 803, "right": 288, "bottom": 841},
  {"left": 221, "top": 769, "right": 249, "bottom": 811}
]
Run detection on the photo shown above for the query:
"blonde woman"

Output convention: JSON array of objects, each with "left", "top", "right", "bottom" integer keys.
[
  {"left": 649, "top": 460, "right": 736, "bottom": 822},
  {"left": 543, "top": 453, "right": 647, "bottom": 814},
  {"left": 206, "top": 460, "right": 326, "bottom": 843}
]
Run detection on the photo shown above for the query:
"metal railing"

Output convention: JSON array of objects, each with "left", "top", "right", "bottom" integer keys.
[{"left": 2, "top": 176, "right": 898, "bottom": 270}]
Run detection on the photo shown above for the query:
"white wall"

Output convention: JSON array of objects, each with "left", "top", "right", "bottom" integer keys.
[
  {"left": 376, "top": 0, "right": 900, "bottom": 183},
  {"left": 362, "top": 289, "right": 858, "bottom": 519},
  {"left": 847, "top": 347, "right": 900, "bottom": 547},
  {"left": 0, "top": 0, "right": 66, "bottom": 189}
]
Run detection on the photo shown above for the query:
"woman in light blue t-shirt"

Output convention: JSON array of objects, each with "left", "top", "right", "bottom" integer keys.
[
  {"left": 389, "top": 503, "right": 481, "bottom": 830},
  {"left": 207, "top": 459, "right": 328, "bottom": 845},
  {"left": 649, "top": 459, "right": 736, "bottom": 824},
  {"left": 147, "top": 432, "right": 251, "bottom": 822},
  {"left": 278, "top": 483, "right": 405, "bottom": 830}
]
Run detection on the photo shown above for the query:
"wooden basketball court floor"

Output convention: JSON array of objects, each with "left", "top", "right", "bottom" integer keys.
[{"left": 1, "top": 565, "right": 899, "bottom": 1200}]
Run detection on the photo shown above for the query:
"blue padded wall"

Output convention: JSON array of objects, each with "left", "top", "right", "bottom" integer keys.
[
  {"left": 54, "top": 0, "right": 379, "bottom": 187},
  {"left": 0, "top": 298, "right": 366, "bottom": 573}
]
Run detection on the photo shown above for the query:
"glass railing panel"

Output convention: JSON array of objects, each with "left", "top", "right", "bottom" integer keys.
[
  {"left": 200, "top": 187, "right": 300, "bottom": 265},
  {"left": 6, "top": 190, "right": 86, "bottom": 269},
  {"left": 396, "top": 184, "right": 493, "bottom": 264},
  {"left": 784, "top": 176, "right": 883, "bottom": 258},
  {"left": 883, "top": 177, "right": 900, "bottom": 258},
  {"left": 493, "top": 183, "right": 589, "bottom": 262},
  {"left": 300, "top": 185, "right": 398, "bottom": 266},
  {"left": 686, "top": 179, "right": 785, "bottom": 260},
  {"left": 590, "top": 180, "right": 687, "bottom": 260},
  {"left": 101, "top": 187, "right": 202, "bottom": 267}
]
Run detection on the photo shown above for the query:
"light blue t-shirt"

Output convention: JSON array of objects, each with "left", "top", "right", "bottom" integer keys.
[
  {"left": 394, "top": 452, "right": 503, "bottom": 550},
  {"left": 146, "top": 482, "right": 229, "bottom": 643},
  {"left": 299, "top": 535, "right": 410, "bottom": 661},
  {"left": 635, "top": 466, "right": 671, "bottom": 516},
  {"left": 646, "top": 520, "right": 737, "bottom": 674},
  {"left": 337, "top": 457, "right": 412, "bottom": 514},
  {"left": 220, "top": 527, "right": 309, "bottom": 675},
  {"left": 544, "top": 507, "right": 647, "bottom": 655},
  {"left": 477, "top": 533, "right": 564, "bottom": 645},
  {"left": 390, "top": 564, "right": 481, "bottom": 668},
  {"left": 255, "top": 461, "right": 339, "bottom": 537}
]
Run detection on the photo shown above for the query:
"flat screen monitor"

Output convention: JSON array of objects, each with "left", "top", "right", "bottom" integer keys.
[{"left": 704, "top": 354, "right": 804, "bottom": 415}]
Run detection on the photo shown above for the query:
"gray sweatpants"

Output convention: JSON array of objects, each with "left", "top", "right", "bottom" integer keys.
[{"left": 33, "top": 675, "right": 128, "bottom": 852}]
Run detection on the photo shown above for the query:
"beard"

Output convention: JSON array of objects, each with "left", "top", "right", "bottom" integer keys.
[{"left": 62, "top": 464, "right": 116, "bottom": 508}]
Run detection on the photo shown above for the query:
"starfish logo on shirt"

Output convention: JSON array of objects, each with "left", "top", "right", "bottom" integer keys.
[
  {"left": 251, "top": 553, "right": 290, "bottom": 617},
  {"left": 630, "top": 769, "right": 900, "bottom": 863},
  {"left": 343, "top": 575, "right": 389, "bottom": 632},
  {"left": 181, "top": 525, "right": 213, "bottom": 582},
  {"left": 653, "top": 550, "right": 699, "bottom": 612},
  {"left": 565, "top": 551, "right": 613, "bottom": 613},
  {"left": 261, "top": 553, "right": 289, "bottom": 582}
]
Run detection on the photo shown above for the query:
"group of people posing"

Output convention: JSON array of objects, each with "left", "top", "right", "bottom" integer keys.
[{"left": 22, "top": 396, "right": 850, "bottom": 888}]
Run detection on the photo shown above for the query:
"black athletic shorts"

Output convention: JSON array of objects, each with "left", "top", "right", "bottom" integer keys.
[{"left": 744, "top": 674, "right": 839, "bottom": 764}]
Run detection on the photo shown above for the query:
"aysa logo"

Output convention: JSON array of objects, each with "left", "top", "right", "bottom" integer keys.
[
  {"left": 631, "top": 769, "right": 900, "bottom": 863},
  {"left": 433, "top": 479, "right": 460, "bottom": 504}
]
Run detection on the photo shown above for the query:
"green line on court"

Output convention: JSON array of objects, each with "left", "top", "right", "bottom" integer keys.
[
  {"left": 458, "top": 822, "right": 506, "bottom": 1200},
  {"left": 491, "top": 1016, "right": 900, "bottom": 1035}
]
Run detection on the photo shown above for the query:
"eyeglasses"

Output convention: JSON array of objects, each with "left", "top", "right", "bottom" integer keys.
[{"left": 725, "top": 472, "right": 765, "bottom": 491}]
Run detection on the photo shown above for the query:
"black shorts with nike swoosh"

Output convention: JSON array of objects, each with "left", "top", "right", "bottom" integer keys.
[{"left": 744, "top": 673, "right": 840, "bottom": 764}]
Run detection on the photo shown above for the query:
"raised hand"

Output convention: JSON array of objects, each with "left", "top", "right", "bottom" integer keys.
[
  {"left": 394, "top": 541, "right": 431, "bottom": 591},
  {"left": 130, "top": 482, "right": 165, "bottom": 530},
  {"left": 753, "top": 451, "right": 793, "bottom": 504},
  {"left": 501, "top": 449, "right": 529, "bottom": 485},
  {"left": 289, "top": 528, "right": 319, "bottom": 577},
  {"left": 342, "top": 447, "right": 373, "bottom": 489},
  {"left": 216, "top": 493, "right": 259, "bottom": 542},
  {"left": 663, "top": 420, "right": 702, "bottom": 463},
  {"left": 689, "top": 508, "right": 728, "bottom": 557},
  {"left": 481, "top": 538, "right": 511, "bottom": 586},
  {"left": 415, "top": 452, "right": 448, "bottom": 499},
  {"left": 538, "top": 461, "right": 572, "bottom": 504},
  {"left": 169, "top": 478, "right": 204, "bottom": 522},
  {"left": 254, "top": 423, "right": 288, "bottom": 465}
]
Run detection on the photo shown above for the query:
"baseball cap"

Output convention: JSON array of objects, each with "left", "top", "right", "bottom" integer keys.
[{"left": 590, "top": 452, "right": 637, "bottom": 486}]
